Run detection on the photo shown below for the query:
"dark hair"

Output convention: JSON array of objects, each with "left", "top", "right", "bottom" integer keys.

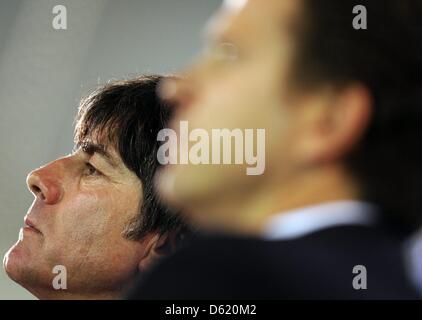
[
  {"left": 74, "top": 75, "right": 190, "bottom": 240},
  {"left": 295, "top": 0, "right": 422, "bottom": 226}
]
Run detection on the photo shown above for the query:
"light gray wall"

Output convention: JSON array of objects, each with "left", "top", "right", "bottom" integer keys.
[{"left": 0, "top": 0, "right": 221, "bottom": 299}]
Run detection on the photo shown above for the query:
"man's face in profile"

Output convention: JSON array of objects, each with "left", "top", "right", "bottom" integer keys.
[
  {"left": 3, "top": 136, "right": 147, "bottom": 299},
  {"left": 158, "top": 0, "right": 306, "bottom": 230}
]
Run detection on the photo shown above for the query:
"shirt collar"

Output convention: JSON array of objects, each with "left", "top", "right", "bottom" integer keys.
[
  {"left": 263, "top": 200, "right": 378, "bottom": 241},
  {"left": 405, "top": 231, "right": 422, "bottom": 296}
]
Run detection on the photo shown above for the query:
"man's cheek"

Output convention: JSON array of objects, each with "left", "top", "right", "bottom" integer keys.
[
  {"left": 68, "top": 193, "right": 108, "bottom": 222},
  {"left": 50, "top": 198, "right": 108, "bottom": 253},
  {"left": 43, "top": 238, "right": 74, "bottom": 269},
  {"left": 46, "top": 228, "right": 101, "bottom": 270}
]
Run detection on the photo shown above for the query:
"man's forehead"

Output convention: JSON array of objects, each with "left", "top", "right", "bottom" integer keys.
[
  {"left": 223, "top": 0, "right": 248, "bottom": 11},
  {"left": 231, "top": 0, "right": 301, "bottom": 19},
  {"left": 208, "top": 0, "right": 302, "bottom": 42}
]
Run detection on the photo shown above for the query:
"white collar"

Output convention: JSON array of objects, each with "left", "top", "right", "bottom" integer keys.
[
  {"left": 263, "top": 200, "right": 378, "bottom": 241},
  {"left": 405, "top": 231, "right": 422, "bottom": 296}
]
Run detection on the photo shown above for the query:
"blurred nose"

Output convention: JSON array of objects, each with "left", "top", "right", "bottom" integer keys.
[
  {"left": 159, "top": 73, "right": 195, "bottom": 111},
  {"left": 26, "top": 161, "right": 64, "bottom": 205}
]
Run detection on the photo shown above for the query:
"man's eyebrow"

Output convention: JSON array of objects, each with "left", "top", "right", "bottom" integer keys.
[{"left": 79, "top": 142, "right": 117, "bottom": 168}]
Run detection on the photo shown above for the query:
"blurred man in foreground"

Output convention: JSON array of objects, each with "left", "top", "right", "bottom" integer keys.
[
  {"left": 130, "top": 0, "right": 421, "bottom": 299},
  {"left": 4, "top": 75, "right": 190, "bottom": 299}
]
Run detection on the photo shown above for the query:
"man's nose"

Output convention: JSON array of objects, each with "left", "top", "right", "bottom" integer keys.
[
  {"left": 159, "top": 73, "right": 195, "bottom": 111},
  {"left": 26, "top": 162, "right": 63, "bottom": 205}
]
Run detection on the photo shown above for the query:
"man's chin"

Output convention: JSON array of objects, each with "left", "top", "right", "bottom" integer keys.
[
  {"left": 157, "top": 164, "right": 241, "bottom": 210},
  {"left": 157, "top": 165, "right": 212, "bottom": 203},
  {"left": 4, "top": 241, "right": 27, "bottom": 281},
  {"left": 3, "top": 239, "right": 42, "bottom": 287}
]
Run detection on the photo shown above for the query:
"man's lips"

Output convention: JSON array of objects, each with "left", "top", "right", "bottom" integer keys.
[{"left": 23, "top": 217, "right": 42, "bottom": 234}]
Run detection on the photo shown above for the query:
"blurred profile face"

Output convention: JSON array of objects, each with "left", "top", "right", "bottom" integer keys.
[
  {"left": 158, "top": 0, "right": 307, "bottom": 229},
  {"left": 3, "top": 136, "right": 148, "bottom": 299}
]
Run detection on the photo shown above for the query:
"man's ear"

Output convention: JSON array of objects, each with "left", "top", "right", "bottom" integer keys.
[
  {"left": 295, "top": 84, "right": 372, "bottom": 166},
  {"left": 138, "top": 233, "right": 174, "bottom": 273}
]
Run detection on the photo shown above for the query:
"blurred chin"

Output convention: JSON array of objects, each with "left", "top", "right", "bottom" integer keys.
[
  {"left": 156, "top": 165, "right": 189, "bottom": 207},
  {"left": 156, "top": 165, "right": 212, "bottom": 209},
  {"left": 156, "top": 163, "right": 245, "bottom": 212}
]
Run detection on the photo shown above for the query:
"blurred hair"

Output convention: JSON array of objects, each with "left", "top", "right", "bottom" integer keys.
[
  {"left": 295, "top": 0, "right": 422, "bottom": 227},
  {"left": 74, "top": 75, "right": 190, "bottom": 240}
]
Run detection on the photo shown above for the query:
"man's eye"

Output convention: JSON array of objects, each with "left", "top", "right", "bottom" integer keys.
[{"left": 84, "top": 163, "right": 102, "bottom": 176}]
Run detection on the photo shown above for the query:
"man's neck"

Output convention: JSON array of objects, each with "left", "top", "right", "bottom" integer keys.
[{"left": 197, "top": 164, "right": 361, "bottom": 236}]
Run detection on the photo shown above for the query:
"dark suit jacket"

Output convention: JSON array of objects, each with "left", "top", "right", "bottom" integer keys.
[{"left": 128, "top": 221, "right": 420, "bottom": 299}]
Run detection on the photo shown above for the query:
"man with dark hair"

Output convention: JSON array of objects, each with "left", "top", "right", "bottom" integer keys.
[
  {"left": 3, "top": 75, "right": 190, "bottom": 299},
  {"left": 130, "top": 0, "right": 422, "bottom": 299}
]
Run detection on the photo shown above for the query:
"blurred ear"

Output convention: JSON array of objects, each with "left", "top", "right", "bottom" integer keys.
[
  {"left": 294, "top": 84, "right": 372, "bottom": 166},
  {"left": 138, "top": 232, "right": 176, "bottom": 273}
]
